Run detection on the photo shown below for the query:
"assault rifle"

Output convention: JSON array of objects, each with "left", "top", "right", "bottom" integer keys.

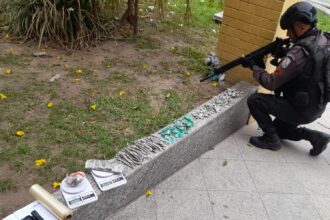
[{"left": 200, "top": 38, "right": 291, "bottom": 82}]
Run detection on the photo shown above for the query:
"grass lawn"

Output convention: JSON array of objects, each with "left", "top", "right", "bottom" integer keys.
[
  {"left": 318, "top": 9, "right": 330, "bottom": 31},
  {"left": 0, "top": 0, "right": 223, "bottom": 216}
]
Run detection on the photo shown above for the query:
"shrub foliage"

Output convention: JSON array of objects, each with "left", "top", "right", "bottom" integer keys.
[{"left": 1, "top": 0, "right": 119, "bottom": 49}]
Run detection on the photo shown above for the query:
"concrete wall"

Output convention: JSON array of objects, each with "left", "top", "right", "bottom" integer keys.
[
  {"left": 217, "top": 0, "right": 299, "bottom": 85},
  {"left": 58, "top": 82, "right": 257, "bottom": 219}
]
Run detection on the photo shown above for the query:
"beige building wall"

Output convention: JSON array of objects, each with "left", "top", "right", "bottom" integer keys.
[{"left": 216, "top": 0, "right": 298, "bottom": 85}]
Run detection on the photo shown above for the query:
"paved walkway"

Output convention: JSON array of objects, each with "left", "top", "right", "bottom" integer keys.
[{"left": 107, "top": 105, "right": 330, "bottom": 220}]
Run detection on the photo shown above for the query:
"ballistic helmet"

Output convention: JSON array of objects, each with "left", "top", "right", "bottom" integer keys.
[{"left": 280, "top": 2, "right": 317, "bottom": 30}]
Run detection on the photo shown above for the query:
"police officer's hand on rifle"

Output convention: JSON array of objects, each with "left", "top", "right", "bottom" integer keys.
[{"left": 241, "top": 56, "right": 256, "bottom": 70}]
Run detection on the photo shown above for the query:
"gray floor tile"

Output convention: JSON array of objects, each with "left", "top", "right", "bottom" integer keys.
[
  {"left": 107, "top": 194, "right": 156, "bottom": 220},
  {"left": 155, "top": 189, "right": 214, "bottom": 220},
  {"left": 261, "top": 193, "right": 322, "bottom": 220},
  {"left": 287, "top": 163, "right": 330, "bottom": 195},
  {"left": 245, "top": 161, "right": 307, "bottom": 194},
  {"left": 281, "top": 140, "right": 328, "bottom": 165},
  {"left": 199, "top": 158, "right": 257, "bottom": 192},
  {"left": 316, "top": 109, "right": 330, "bottom": 128},
  {"left": 201, "top": 135, "right": 242, "bottom": 160},
  {"left": 307, "top": 120, "right": 330, "bottom": 133},
  {"left": 234, "top": 122, "right": 261, "bottom": 137},
  {"left": 311, "top": 195, "right": 330, "bottom": 220},
  {"left": 234, "top": 133, "right": 287, "bottom": 163},
  {"left": 208, "top": 191, "right": 269, "bottom": 220},
  {"left": 157, "top": 160, "right": 206, "bottom": 190},
  {"left": 321, "top": 147, "right": 330, "bottom": 165}
]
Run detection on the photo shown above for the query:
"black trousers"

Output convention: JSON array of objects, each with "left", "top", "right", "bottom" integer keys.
[{"left": 247, "top": 93, "right": 325, "bottom": 136}]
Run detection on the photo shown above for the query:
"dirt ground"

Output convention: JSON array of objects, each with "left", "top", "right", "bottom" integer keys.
[{"left": 0, "top": 24, "right": 233, "bottom": 217}]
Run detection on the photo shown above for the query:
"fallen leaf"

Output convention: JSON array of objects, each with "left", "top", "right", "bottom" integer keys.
[
  {"left": 145, "top": 190, "right": 152, "bottom": 197},
  {"left": 47, "top": 102, "right": 54, "bottom": 108},
  {"left": 185, "top": 71, "right": 192, "bottom": 77},
  {"left": 52, "top": 182, "right": 61, "bottom": 189},
  {"left": 119, "top": 90, "right": 125, "bottom": 97},
  {"left": 5, "top": 69, "right": 11, "bottom": 75},
  {"left": 90, "top": 104, "right": 97, "bottom": 110},
  {"left": 7, "top": 48, "right": 13, "bottom": 54},
  {"left": 211, "top": 82, "right": 219, "bottom": 87},
  {"left": 0, "top": 93, "right": 8, "bottom": 100},
  {"left": 35, "top": 159, "right": 47, "bottom": 167},
  {"left": 4, "top": 34, "right": 10, "bottom": 40},
  {"left": 16, "top": 130, "right": 25, "bottom": 137},
  {"left": 222, "top": 160, "right": 228, "bottom": 167},
  {"left": 75, "top": 69, "right": 83, "bottom": 74},
  {"left": 142, "top": 64, "right": 148, "bottom": 69}
]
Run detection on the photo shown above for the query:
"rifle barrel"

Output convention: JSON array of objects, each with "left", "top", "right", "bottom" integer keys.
[{"left": 200, "top": 38, "right": 290, "bottom": 82}]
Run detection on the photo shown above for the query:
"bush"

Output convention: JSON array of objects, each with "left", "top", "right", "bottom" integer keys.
[{"left": 2, "top": 0, "right": 119, "bottom": 49}]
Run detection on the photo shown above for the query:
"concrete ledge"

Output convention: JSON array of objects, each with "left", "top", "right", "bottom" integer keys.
[{"left": 56, "top": 81, "right": 257, "bottom": 219}]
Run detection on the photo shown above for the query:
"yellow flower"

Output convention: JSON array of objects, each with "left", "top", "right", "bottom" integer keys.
[
  {"left": 185, "top": 71, "right": 192, "bottom": 77},
  {"left": 145, "top": 190, "right": 152, "bottom": 197},
  {"left": 211, "top": 82, "right": 219, "bottom": 87},
  {"left": 52, "top": 182, "right": 61, "bottom": 189},
  {"left": 5, "top": 69, "right": 11, "bottom": 75},
  {"left": 16, "top": 130, "right": 25, "bottom": 137},
  {"left": 90, "top": 104, "right": 97, "bottom": 110},
  {"left": 0, "top": 93, "right": 8, "bottom": 100},
  {"left": 4, "top": 34, "right": 10, "bottom": 40},
  {"left": 119, "top": 90, "right": 125, "bottom": 97},
  {"left": 35, "top": 159, "right": 47, "bottom": 167},
  {"left": 47, "top": 102, "right": 54, "bottom": 108},
  {"left": 75, "top": 69, "right": 83, "bottom": 74}
]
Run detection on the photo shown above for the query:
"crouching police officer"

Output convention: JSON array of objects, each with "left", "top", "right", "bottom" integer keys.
[{"left": 242, "top": 1, "right": 330, "bottom": 156}]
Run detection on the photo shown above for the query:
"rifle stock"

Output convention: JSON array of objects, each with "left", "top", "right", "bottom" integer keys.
[{"left": 200, "top": 38, "right": 291, "bottom": 82}]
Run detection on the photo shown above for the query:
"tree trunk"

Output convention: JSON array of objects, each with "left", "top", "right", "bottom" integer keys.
[
  {"left": 121, "top": 0, "right": 139, "bottom": 36},
  {"left": 133, "top": 0, "right": 139, "bottom": 36},
  {"left": 184, "top": 0, "right": 192, "bottom": 25}
]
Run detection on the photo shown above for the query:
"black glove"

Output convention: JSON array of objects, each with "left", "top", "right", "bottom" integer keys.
[{"left": 241, "top": 56, "right": 256, "bottom": 70}]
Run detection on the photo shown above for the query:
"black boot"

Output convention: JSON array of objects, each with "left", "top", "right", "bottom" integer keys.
[
  {"left": 249, "top": 128, "right": 281, "bottom": 151},
  {"left": 300, "top": 128, "right": 330, "bottom": 156},
  {"left": 278, "top": 127, "right": 330, "bottom": 156}
]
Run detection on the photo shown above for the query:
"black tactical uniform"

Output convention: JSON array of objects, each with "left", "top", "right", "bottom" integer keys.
[{"left": 243, "top": 2, "right": 330, "bottom": 156}]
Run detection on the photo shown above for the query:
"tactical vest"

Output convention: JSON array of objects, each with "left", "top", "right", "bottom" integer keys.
[{"left": 278, "top": 30, "right": 330, "bottom": 108}]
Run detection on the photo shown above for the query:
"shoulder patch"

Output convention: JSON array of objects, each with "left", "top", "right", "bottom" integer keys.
[{"left": 280, "top": 57, "right": 292, "bottom": 69}]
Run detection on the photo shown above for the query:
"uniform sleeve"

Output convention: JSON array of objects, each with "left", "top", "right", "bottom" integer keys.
[{"left": 251, "top": 46, "right": 308, "bottom": 91}]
